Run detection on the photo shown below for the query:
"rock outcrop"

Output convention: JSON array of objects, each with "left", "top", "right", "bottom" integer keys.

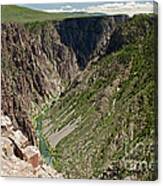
[{"left": 1, "top": 114, "right": 62, "bottom": 178}]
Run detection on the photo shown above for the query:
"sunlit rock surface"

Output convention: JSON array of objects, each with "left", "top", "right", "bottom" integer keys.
[{"left": 1, "top": 115, "right": 62, "bottom": 178}]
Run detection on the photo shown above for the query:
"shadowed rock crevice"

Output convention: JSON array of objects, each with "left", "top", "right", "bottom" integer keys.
[{"left": 56, "top": 15, "right": 129, "bottom": 69}]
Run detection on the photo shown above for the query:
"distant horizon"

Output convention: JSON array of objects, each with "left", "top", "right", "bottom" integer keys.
[{"left": 16, "top": 0, "right": 156, "bottom": 17}]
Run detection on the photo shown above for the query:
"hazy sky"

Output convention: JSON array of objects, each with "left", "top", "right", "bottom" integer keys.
[{"left": 18, "top": 0, "right": 154, "bottom": 12}]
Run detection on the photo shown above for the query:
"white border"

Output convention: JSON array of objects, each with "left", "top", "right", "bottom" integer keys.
[{"left": 0, "top": 0, "right": 162, "bottom": 186}]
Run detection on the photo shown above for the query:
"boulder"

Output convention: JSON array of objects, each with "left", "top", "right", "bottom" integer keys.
[{"left": 23, "top": 146, "right": 41, "bottom": 168}]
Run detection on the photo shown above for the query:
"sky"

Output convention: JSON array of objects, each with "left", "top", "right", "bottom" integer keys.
[{"left": 17, "top": 0, "right": 156, "bottom": 16}]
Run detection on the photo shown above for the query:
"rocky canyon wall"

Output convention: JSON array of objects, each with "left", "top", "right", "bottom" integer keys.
[{"left": 1, "top": 15, "right": 128, "bottom": 144}]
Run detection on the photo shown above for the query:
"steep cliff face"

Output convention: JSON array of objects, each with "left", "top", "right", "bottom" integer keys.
[
  {"left": 1, "top": 22, "right": 78, "bottom": 144},
  {"left": 56, "top": 16, "right": 128, "bottom": 69},
  {"left": 1, "top": 16, "right": 128, "bottom": 144}
]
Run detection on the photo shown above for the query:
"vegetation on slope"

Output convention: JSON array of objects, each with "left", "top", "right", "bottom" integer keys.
[
  {"left": 35, "top": 14, "right": 157, "bottom": 180},
  {"left": 1, "top": 5, "right": 101, "bottom": 23}
]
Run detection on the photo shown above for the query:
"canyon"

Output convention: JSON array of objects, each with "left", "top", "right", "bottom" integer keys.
[
  {"left": 1, "top": 15, "right": 128, "bottom": 145},
  {"left": 1, "top": 7, "right": 157, "bottom": 180}
]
